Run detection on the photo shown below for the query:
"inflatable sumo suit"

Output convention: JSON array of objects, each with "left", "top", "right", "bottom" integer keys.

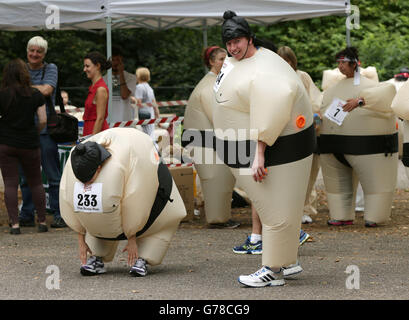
[
  {"left": 391, "top": 80, "right": 409, "bottom": 180},
  {"left": 297, "top": 70, "right": 323, "bottom": 215},
  {"left": 320, "top": 77, "right": 398, "bottom": 224},
  {"left": 60, "top": 128, "right": 186, "bottom": 265},
  {"left": 385, "top": 68, "right": 409, "bottom": 158},
  {"left": 213, "top": 42, "right": 314, "bottom": 268},
  {"left": 183, "top": 72, "right": 236, "bottom": 224},
  {"left": 321, "top": 66, "right": 379, "bottom": 91},
  {"left": 386, "top": 67, "right": 409, "bottom": 92}
]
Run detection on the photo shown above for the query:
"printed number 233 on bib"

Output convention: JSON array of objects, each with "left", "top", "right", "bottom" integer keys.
[{"left": 74, "top": 182, "right": 103, "bottom": 213}]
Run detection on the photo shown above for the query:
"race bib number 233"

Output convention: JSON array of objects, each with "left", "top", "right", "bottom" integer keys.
[{"left": 74, "top": 182, "right": 103, "bottom": 213}]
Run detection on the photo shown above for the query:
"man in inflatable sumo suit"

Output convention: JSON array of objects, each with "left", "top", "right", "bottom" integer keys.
[
  {"left": 213, "top": 11, "right": 315, "bottom": 288},
  {"left": 59, "top": 128, "right": 186, "bottom": 277},
  {"left": 320, "top": 47, "right": 397, "bottom": 228},
  {"left": 391, "top": 78, "right": 409, "bottom": 180},
  {"left": 386, "top": 67, "right": 409, "bottom": 158},
  {"left": 183, "top": 46, "right": 239, "bottom": 228}
]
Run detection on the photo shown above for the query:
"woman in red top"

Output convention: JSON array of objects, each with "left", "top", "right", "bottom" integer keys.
[{"left": 83, "top": 52, "right": 111, "bottom": 136}]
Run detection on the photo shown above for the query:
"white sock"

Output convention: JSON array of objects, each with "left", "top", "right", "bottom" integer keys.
[{"left": 250, "top": 233, "right": 262, "bottom": 243}]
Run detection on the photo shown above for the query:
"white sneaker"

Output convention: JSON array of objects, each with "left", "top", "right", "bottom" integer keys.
[
  {"left": 283, "top": 261, "right": 303, "bottom": 277},
  {"left": 302, "top": 214, "right": 313, "bottom": 224},
  {"left": 130, "top": 258, "right": 147, "bottom": 277},
  {"left": 80, "top": 256, "right": 106, "bottom": 276},
  {"left": 238, "top": 266, "right": 285, "bottom": 287}
]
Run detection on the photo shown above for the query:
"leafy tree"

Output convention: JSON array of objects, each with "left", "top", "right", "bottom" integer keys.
[{"left": 0, "top": 0, "right": 408, "bottom": 106}]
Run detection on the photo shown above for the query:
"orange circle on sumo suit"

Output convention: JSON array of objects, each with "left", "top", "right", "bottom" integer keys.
[{"left": 296, "top": 115, "right": 306, "bottom": 128}]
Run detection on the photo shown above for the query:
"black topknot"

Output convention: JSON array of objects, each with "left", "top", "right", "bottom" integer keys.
[
  {"left": 223, "top": 10, "right": 237, "bottom": 20},
  {"left": 76, "top": 143, "right": 86, "bottom": 155}
]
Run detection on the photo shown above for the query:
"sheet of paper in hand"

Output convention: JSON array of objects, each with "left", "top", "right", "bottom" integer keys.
[
  {"left": 324, "top": 98, "right": 348, "bottom": 126},
  {"left": 74, "top": 182, "right": 103, "bottom": 213}
]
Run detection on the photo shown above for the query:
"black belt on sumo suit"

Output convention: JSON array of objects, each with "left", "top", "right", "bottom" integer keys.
[
  {"left": 318, "top": 133, "right": 398, "bottom": 168},
  {"left": 182, "top": 124, "right": 316, "bottom": 168},
  {"left": 401, "top": 143, "right": 409, "bottom": 168},
  {"left": 97, "top": 162, "right": 173, "bottom": 241}
]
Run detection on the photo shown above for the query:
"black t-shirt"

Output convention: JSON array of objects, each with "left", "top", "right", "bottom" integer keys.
[{"left": 0, "top": 88, "right": 45, "bottom": 149}]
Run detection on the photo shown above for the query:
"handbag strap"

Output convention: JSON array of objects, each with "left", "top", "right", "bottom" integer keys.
[{"left": 41, "top": 63, "right": 65, "bottom": 114}]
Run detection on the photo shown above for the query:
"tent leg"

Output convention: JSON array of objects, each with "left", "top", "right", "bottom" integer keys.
[
  {"left": 346, "top": 0, "right": 351, "bottom": 47},
  {"left": 203, "top": 19, "right": 208, "bottom": 74},
  {"left": 106, "top": 16, "right": 113, "bottom": 123}
]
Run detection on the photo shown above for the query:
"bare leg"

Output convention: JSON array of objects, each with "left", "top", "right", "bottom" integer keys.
[{"left": 251, "top": 205, "right": 262, "bottom": 235}]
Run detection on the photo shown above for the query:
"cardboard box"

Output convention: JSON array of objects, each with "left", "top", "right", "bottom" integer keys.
[{"left": 169, "top": 166, "right": 194, "bottom": 222}]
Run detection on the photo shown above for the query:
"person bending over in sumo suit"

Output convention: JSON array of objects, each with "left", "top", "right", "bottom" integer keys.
[
  {"left": 213, "top": 11, "right": 315, "bottom": 288},
  {"left": 320, "top": 47, "right": 397, "bottom": 227},
  {"left": 391, "top": 79, "right": 409, "bottom": 180},
  {"left": 183, "top": 46, "right": 238, "bottom": 228},
  {"left": 59, "top": 127, "right": 186, "bottom": 277}
]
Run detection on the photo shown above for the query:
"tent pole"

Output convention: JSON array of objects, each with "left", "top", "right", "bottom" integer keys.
[
  {"left": 106, "top": 16, "right": 113, "bottom": 123},
  {"left": 203, "top": 19, "right": 208, "bottom": 74},
  {"left": 346, "top": 24, "right": 351, "bottom": 47},
  {"left": 346, "top": 0, "right": 351, "bottom": 47}
]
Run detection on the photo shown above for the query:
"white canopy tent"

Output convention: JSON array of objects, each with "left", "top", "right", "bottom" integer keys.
[
  {"left": 0, "top": 0, "right": 349, "bottom": 31},
  {"left": 0, "top": 0, "right": 349, "bottom": 120}
]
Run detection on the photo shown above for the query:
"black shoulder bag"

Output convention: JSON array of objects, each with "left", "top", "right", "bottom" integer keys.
[{"left": 42, "top": 63, "right": 79, "bottom": 143}]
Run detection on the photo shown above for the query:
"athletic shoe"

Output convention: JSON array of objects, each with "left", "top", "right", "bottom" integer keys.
[
  {"left": 302, "top": 214, "right": 313, "bottom": 224},
  {"left": 327, "top": 219, "right": 353, "bottom": 226},
  {"left": 37, "top": 224, "right": 48, "bottom": 233},
  {"left": 283, "top": 261, "right": 303, "bottom": 277},
  {"left": 209, "top": 219, "right": 240, "bottom": 229},
  {"left": 365, "top": 220, "right": 378, "bottom": 228},
  {"left": 50, "top": 217, "right": 67, "bottom": 228},
  {"left": 18, "top": 218, "right": 35, "bottom": 227},
  {"left": 238, "top": 266, "right": 285, "bottom": 288},
  {"left": 80, "top": 256, "right": 106, "bottom": 276},
  {"left": 10, "top": 227, "right": 21, "bottom": 235},
  {"left": 130, "top": 258, "right": 147, "bottom": 277},
  {"left": 299, "top": 229, "right": 310, "bottom": 246},
  {"left": 233, "top": 236, "right": 262, "bottom": 255}
]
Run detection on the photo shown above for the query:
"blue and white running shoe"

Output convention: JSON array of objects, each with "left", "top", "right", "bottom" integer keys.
[
  {"left": 233, "top": 236, "right": 262, "bottom": 254},
  {"left": 299, "top": 229, "right": 310, "bottom": 246},
  {"left": 238, "top": 266, "right": 285, "bottom": 288}
]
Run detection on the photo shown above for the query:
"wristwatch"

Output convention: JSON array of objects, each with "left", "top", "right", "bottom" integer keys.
[{"left": 358, "top": 98, "right": 364, "bottom": 107}]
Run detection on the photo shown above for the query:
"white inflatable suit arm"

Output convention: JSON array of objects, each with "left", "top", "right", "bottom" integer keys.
[
  {"left": 249, "top": 73, "right": 296, "bottom": 146},
  {"left": 299, "top": 71, "right": 322, "bottom": 113},
  {"left": 120, "top": 151, "right": 159, "bottom": 239},
  {"left": 65, "top": 211, "right": 86, "bottom": 235},
  {"left": 308, "top": 82, "right": 323, "bottom": 114},
  {"left": 359, "top": 83, "right": 397, "bottom": 113},
  {"left": 391, "top": 80, "right": 409, "bottom": 120},
  {"left": 59, "top": 166, "right": 86, "bottom": 235},
  {"left": 184, "top": 98, "right": 213, "bottom": 130}
]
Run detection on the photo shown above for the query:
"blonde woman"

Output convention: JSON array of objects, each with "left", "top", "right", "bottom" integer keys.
[{"left": 134, "top": 67, "right": 159, "bottom": 140}]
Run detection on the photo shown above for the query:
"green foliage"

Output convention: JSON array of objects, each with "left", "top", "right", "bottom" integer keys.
[{"left": 0, "top": 0, "right": 408, "bottom": 105}]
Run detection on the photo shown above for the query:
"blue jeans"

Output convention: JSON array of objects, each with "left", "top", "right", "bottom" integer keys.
[{"left": 19, "top": 134, "right": 61, "bottom": 220}]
